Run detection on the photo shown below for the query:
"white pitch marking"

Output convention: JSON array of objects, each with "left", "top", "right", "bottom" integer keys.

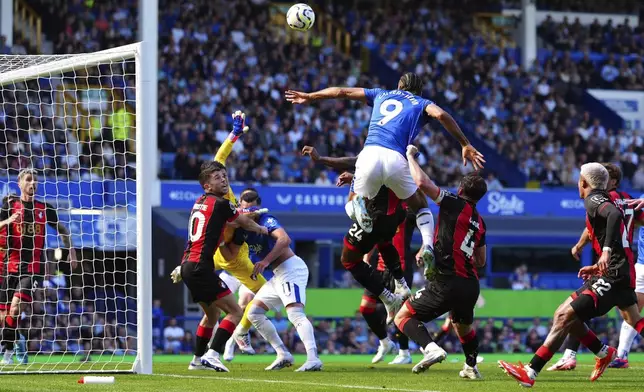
[{"left": 155, "top": 373, "right": 441, "bottom": 392}]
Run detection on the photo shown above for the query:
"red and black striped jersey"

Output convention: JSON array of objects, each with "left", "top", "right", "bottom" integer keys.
[
  {"left": 433, "top": 190, "right": 486, "bottom": 280},
  {"left": 182, "top": 194, "right": 239, "bottom": 266},
  {"left": 586, "top": 188, "right": 643, "bottom": 256},
  {"left": 0, "top": 195, "right": 59, "bottom": 275},
  {"left": 584, "top": 189, "right": 634, "bottom": 288}
]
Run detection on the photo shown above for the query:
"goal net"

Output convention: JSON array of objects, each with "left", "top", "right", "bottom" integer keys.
[{"left": 0, "top": 43, "right": 151, "bottom": 374}]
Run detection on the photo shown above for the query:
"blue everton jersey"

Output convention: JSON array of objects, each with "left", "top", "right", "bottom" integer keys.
[
  {"left": 246, "top": 213, "right": 282, "bottom": 263},
  {"left": 363, "top": 88, "right": 434, "bottom": 157}
]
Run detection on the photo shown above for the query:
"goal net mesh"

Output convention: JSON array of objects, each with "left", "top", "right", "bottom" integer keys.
[{"left": 0, "top": 49, "right": 138, "bottom": 373}]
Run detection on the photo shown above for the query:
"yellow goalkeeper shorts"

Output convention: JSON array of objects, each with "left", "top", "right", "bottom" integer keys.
[{"left": 213, "top": 242, "right": 266, "bottom": 294}]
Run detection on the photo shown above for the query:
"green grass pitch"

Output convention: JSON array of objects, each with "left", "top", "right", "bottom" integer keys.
[{"left": 2, "top": 353, "right": 644, "bottom": 391}]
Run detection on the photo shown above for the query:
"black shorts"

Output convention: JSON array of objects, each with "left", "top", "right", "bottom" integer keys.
[
  {"left": 406, "top": 276, "right": 480, "bottom": 325},
  {"left": 0, "top": 275, "right": 43, "bottom": 310},
  {"left": 570, "top": 277, "right": 637, "bottom": 322},
  {"left": 181, "top": 262, "right": 231, "bottom": 305},
  {"left": 344, "top": 213, "right": 404, "bottom": 255}
]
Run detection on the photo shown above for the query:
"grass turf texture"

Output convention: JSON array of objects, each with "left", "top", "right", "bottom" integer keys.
[{"left": 2, "top": 353, "right": 644, "bottom": 391}]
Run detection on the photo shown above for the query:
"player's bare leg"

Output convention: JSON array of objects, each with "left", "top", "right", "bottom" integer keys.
[
  {"left": 499, "top": 299, "right": 614, "bottom": 387},
  {"left": 246, "top": 299, "right": 294, "bottom": 370},
  {"left": 1, "top": 295, "right": 29, "bottom": 365},
  {"left": 453, "top": 322, "right": 482, "bottom": 379},
  {"left": 223, "top": 289, "right": 254, "bottom": 362},
  {"left": 394, "top": 304, "right": 446, "bottom": 374},
  {"left": 198, "top": 294, "right": 243, "bottom": 372},
  {"left": 404, "top": 190, "right": 435, "bottom": 268},
  {"left": 547, "top": 296, "right": 580, "bottom": 371},
  {"left": 610, "top": 293, "right": 644, "bottom": 368},
  {"left": 341, "top": 246, "right": 402, "bottom": 324}
]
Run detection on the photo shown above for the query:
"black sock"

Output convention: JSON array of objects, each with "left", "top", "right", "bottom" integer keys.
[
  {"left": 209, "top": 319, "right": 236, "bottom": 355},
  {"left": 529, "top": 346, "right": 555, "bottom": 373},
  {"left": 2, "top": 315, "right": 17, "bottom": 349},
  {"left": 377, "top": 243, "right": 404, "bottom": 280},
  {"left": 564, "top": 336, "right": 581, "bottom": 352},
  {"left": 401, "top": 317, "right": 433, "bottom": 348},
  {"left": 361, "top": 306, "right": 387, "bottom": 340},
  {"left": 459, "top": 330, "right": 479, "bottom": 367},
  {"left": 346, "top": 262, "right": 385, "bottom": 296},
  {"left": 578, "top": 330, "right": 603, "bottom": 355},
  {"left": 395, "top": 326, "right": 409, "bottom": 350},
  {"left": 433, "top": 325, "right": 450, "bottom": 343},
  {"left": 195, "top": 325, "right": 214, "bottom": 357}
]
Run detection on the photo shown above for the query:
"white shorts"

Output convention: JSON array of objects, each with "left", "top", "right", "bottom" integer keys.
[
  {"left": 219, "top": 271, "right": 254, "bottom": 298},
  {"left": 354, "top": 145, "right": 417, "bottom": 200},
  {"left": 254, "top": 255, "right": 309, "bottom": 310},
  {"left": 635, "top": 263, "right": 644, "bottom": 294}
]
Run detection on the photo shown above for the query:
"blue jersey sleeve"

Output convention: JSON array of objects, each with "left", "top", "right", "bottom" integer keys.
[
  {"left": 259, "top": 214, "right": 282, "bottom": 234},
  {"left": 419, "top": 97, "right": 435, "bottom": 113},
  {"left": 364, "top": 88, "right": 384, "bottom": 106}
]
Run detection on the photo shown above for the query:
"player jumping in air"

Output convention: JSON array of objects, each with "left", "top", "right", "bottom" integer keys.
[
  {"left": 395, "top": 145, "right": 487, "bottom": 379},
  {"left": 0, "top": 169, "right": 78, "bottom": 365},
  {"left": 302, "top": 145, "right": 414, "bottom": 364},
  {"left": 549, "top": 163, "right": 644, "bottom": 371},
  {"left": 499, "top": 163, "right": 644, "bottom": 387},
  {"left": 232, "top": 192, "right": 323, "bottom": 372},
  {"left": 171, "top": 111, "right": 271, "bottom": 366},
  {"left": 286, "top": 73, "right": 485, "bottom": 270},
  {"left": 179, "top": 161, "right": 267, "bottom": 372}
]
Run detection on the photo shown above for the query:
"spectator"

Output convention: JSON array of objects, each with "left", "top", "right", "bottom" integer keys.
[
  {"left": 163, "top": 318, "right": 184, "bottom": 354},
  {"left": 510, "top": 264, "right": 532, "bottom": 290},
  {"left": 486, "top": 172, "right": 503, "bottom": 190}
]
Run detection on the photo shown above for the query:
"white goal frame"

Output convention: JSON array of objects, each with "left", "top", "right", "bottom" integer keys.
[{"left": 0, "top": 42, "right": 153, "bottom": 375}]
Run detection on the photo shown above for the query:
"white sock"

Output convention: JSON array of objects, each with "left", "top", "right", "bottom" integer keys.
[
  {"left": 205, "top": 349, "right": 219, "bottom": 358},
  {"left": 247, "top": 305, "right": 288, "bottom": 354},
  {"left": 379, "top": 288, "right": 395, "bottom": 303},
  {"left": 192, "top": 355, "right": 201, "bottom": 363},
  {"left": 287, "top": 307, "right": 318, "bottom": 361},
  {"left": 400, "top": 349, "right": 410, "bottom": 356},
  {"left": 416, "top": 208, "right": 435, "bottom": 248},
  {"left": 563, "top": 348, "right": 577, "bottom": 359},
  {"left": 234, "top": 323, "right": 250, "bottom": 336},
  {"left": 380, "top": 337, "right": 392, "bottom": 346},
  {"left": 617, "top": 320, "right": 638, "bottom": 358},
  {"left": 596, "top": 345, "right": 609, "bottom": 359}
]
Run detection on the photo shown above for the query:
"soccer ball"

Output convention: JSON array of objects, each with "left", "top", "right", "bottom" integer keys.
[{"left": 286, "top": 3, "right": 315, "bottom": 31}]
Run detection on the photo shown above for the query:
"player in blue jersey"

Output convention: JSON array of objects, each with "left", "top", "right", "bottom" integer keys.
[
  {"left": 236, "top": 194, "right": 323, "bottom": 372},
  {"left": 286, "top": 73, "right": 485, "bottom": 271}
]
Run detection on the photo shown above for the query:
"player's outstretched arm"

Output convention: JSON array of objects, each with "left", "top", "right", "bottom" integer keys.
[
  {"left": 286, "top": 87, "right": 366, "bottom": 104},
  {"left": 571, "top": 228, "right": 591, "bottom": 260},
  {"left": 214, "top": 110, "right": 249, "bottom": 166},
  {"left": 406, "top": 145, "right": 441, "bottom": 202},
  {"left": 425, "top": 104, "right": 486, "bottom": 170},
  {"left": 597, "top": 202, "right": 623, "bottom": 275},
  {"left": 302, "top": 146, "right": 357, "bottom": 170},
  {"left": 233, "top": 214, "right": 268, "bottom": 235}
]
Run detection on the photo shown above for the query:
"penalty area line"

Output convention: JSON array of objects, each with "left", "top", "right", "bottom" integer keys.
[{"left": 155, "top": 373, "right": 441, "bottom": 392}]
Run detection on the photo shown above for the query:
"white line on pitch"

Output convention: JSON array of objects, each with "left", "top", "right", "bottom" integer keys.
[{"left": 155, "top": 373, "right": 441, "bottom": 392}]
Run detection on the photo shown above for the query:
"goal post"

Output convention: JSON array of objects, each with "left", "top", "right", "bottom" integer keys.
[{"left": 0, "top": 42, "right": 153, "bottom": 374}]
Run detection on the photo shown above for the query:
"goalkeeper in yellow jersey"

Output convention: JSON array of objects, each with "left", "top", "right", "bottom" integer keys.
[{"left": 171, "top": 111, "right": 267, "bottom": 368}]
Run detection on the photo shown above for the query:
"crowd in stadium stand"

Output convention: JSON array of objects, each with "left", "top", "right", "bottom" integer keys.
[{"left": 2, "top": 0, "right": 642, "bottom": 188}]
